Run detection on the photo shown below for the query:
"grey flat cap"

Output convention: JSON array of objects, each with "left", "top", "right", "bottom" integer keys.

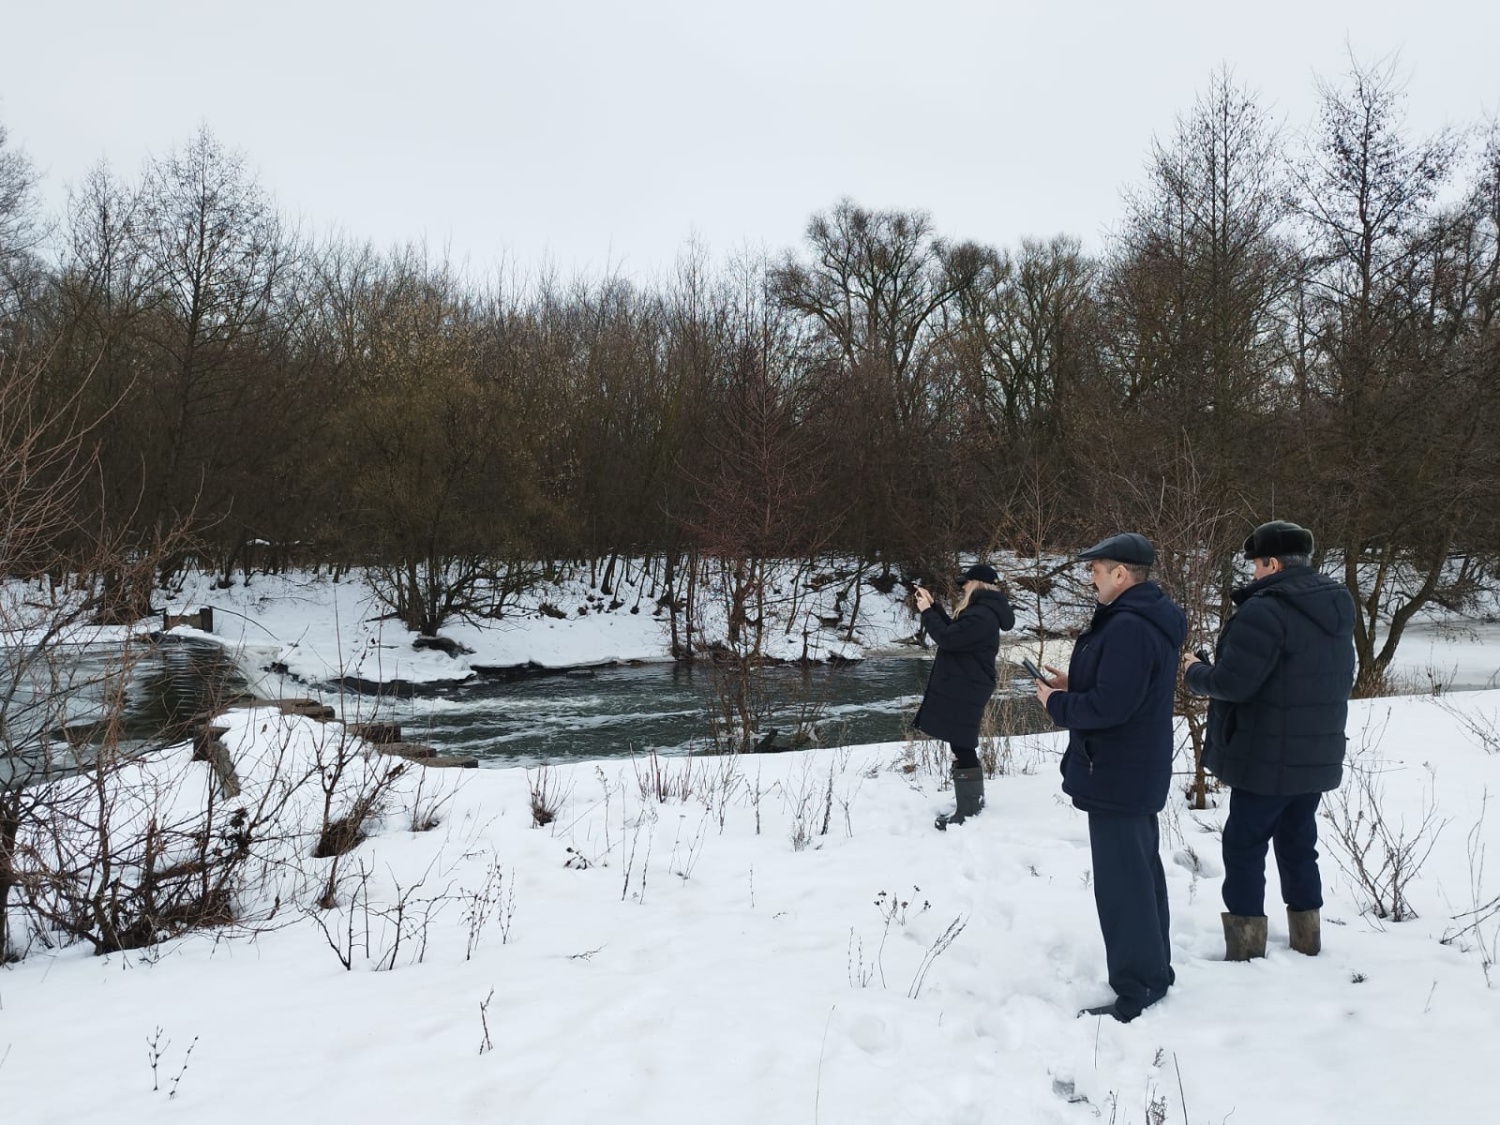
[{"left": 1076, "top": 532, "right": 1155, "bottom": 567}]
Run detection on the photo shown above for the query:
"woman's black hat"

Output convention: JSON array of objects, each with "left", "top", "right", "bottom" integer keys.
[{"left": 956, "top": 563, "right": 1000, "bottom": 585}]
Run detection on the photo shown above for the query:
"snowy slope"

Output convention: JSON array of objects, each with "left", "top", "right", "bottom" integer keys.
[{"left": 4, "top": 692, "right": 1499, "bottom": 1123}]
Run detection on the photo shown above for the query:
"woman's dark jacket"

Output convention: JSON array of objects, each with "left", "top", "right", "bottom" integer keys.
[
  {"left": 1184, "top": 566, "right": 1355, "bottom": 796},
  {"left": 912, "top": 590, "right": 1015, "bottom": 747},
  {"left": 1047, "top": 582, "right": 1187, "bottom": 815}
]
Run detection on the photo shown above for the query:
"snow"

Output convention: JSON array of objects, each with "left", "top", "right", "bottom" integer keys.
[
  {"left": 158, "top": 564, "right": 1500, "bottom": 697},
  {"left": 5, "top": 687, "right": 1500, "bottom": 1122},
  {"left": 160, "top": 566, "right": 930, "bottom": 691},
  {"left": 1385, "top": 617, "right": 1500, "bottom": 691},
  {"left": 7, "top": 566, "right": 1500, "bottom": 1122}
]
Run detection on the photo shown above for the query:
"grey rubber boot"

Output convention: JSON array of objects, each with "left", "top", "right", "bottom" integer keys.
[
  {"left": 1221, "top": 912, "right": 1267, "bottom": 960},
  {"left": 1287, "top": 908, "right": 1321, "bottom": 956},
  {"left": 934, "top": 767, "right": 985, "bottom": 831}
]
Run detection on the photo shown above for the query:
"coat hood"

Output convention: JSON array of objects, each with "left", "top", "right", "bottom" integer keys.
[
  {"left": 1234, "top": 567, "right": 1353, "bottom": 638},
  {"left": 966, "top": 588, "right": 1017, "bottom": 631},
  {"left": 1104, "top": 581, "right": 1187, "bottom": 649}
]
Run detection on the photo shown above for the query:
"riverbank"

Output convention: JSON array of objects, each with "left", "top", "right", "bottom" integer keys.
[
  {"left": 158, "top": 564, "right": 1071, "bottom": 692},
  {"left": 6, "top": 687, "right": 1499, "bottom": 1123},
  {"left": 136, "top": 564, "right": 1500, "bottom": 769},
  {"left": 149, "top": 568, "right": 999, "bottom": 764},
  {"left": 160, "top": 567, "right": 916, "bottom": 689},
  {"left": 160, "top": 564, "right": 1500, "bottom": 696}
]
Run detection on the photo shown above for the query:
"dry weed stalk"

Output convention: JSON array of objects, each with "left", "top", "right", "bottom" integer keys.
[{"left": 1323, "top": 712, "right": 1447, "bottom": 921}]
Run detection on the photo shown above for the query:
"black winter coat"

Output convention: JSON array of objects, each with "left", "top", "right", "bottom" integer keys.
[
  {"left": 912, "top": 589, "right": 1015, "bottom": 747},
  {"left": 1047, "top": 582, "right": 1187, "bottom": 815},
  {"left": 1184, "top": 566, "right": 1355, "bottom": 795}
]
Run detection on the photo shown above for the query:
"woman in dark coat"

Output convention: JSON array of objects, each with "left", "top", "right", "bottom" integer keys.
[{"left": 913, "top": 563, "right": 1016, "bottom": 829}]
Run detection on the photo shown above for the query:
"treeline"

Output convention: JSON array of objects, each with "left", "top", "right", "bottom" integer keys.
[{"left": 1, "top": 61, "right": 1498, "bottom": 690}]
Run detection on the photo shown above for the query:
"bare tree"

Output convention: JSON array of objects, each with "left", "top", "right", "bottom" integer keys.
[
  {"left": 0, "top": 119, "right": 46, "bottom": 336},
  {"left": 684, "top": 259, "right": 837, "bottom": 749},
  {"left": 771, "top": 200, "right": 985, "bottom": 564},
  {"left": 952, "top": 236, "right": 1096, "bottom": 450},
  {"left": 132, "top": 126, "right": 299, "bottom": 549},
  {"left": 1287, "top": 56, "right": 1493, "bottom": 694},
  {"left": 318, "top": 246, "right": 545, "bottom": 635},
  {"left": 0, "top": 340, "right": 187, "bottom": 955},
  {"left": 1094, "top": 66, "right": 1293, "bottom": 499}
]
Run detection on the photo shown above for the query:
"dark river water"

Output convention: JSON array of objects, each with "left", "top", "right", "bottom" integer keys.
[
  {"left": 5, "top": 639, "right": 1049, "bottom": 775},
  {"left": 19, "top": 620, "right": 1500, "bottom": 776},
  {"left": 1, "top": 636, "right": 250, "bottom": 787},
  {"left": 124, "top": 639, "right": 252, "bottom": 739},
  {"left": 310, "top": 655, "right": 1053, "bottom": 768}
]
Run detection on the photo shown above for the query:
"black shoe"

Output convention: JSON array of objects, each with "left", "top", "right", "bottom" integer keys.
[
  {"left": 1078, "top": 988, "right": 1165, "bottom": 1024},
  {"left": 1077, "top": 1002, "right": 1131, "bottom": 1023}
]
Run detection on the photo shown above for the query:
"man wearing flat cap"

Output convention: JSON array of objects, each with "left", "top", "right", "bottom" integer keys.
[
  {"left": 1035, "top": 531, "right": 1185, "bottom": 1023},
  {"left": 1182, "top": 520, "right": 1355, "bottom": 961}
]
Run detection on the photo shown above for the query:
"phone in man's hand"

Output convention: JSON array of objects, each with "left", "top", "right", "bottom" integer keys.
[{"left": 1021, "top": 657, "right": 1047, "bottom": 681}]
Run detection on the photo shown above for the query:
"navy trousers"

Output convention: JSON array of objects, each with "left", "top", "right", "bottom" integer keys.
[
  {"left": 1221, "top": 789, "right": 1324, "bottom": 916},
  {"left": 1087, "top": 811, "right": 1173, "bottom": 1018}
]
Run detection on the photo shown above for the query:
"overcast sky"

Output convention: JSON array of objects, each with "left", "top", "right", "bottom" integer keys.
[{"left": 3, "top": 0, "right": 1497, "bottom": 280}]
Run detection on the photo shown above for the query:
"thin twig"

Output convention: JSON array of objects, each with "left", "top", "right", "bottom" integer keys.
[{"left": 814, "top": 1004, "right": 836, "bottom": 1125}]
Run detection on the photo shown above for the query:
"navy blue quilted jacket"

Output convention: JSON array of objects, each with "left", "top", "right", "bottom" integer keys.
[
  {"left": 1047, "top": 581, "right": 1187, "bottom": 814},
  {"left": 1184, "top": 567, "right": 1355, "bottom": 795}
]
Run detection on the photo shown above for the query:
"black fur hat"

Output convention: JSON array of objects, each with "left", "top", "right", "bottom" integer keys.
[{"left": 1243, "top": 520, "right": 1313, "bottom": 560}]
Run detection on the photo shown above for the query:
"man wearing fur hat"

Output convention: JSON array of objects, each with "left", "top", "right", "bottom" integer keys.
[{"left": 1182, "top": 520, "right": 1355, "bottom": 961}]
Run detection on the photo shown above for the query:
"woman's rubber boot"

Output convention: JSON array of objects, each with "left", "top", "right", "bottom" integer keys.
[
  {"left": 934, "top": 767, "right": 985, "bottom": 831},
  {"left": 1221, "top": 913, "right": 1267, "bottom": 960},
  {"left": 1287, "top": 908, "right": 1321, "bottom": 956}
]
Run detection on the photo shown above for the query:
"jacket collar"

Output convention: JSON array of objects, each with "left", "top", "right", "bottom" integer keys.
[{"left": 1231, "top": 565, "right": 1315, "bottom": 606}]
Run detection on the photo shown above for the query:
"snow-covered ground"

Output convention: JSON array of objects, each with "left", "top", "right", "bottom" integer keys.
[
  {"left": 162, "top": 565, "right": 932, "bottom": 691},
  {"left": 7, "top": 564, "right": 1500, "bottom": 1123},
  {"left": 1386, "top": 616, "right": 1500, "bottom": 691},
  {"left": 4, "top": 690, "right": 1500, "bottom": 1123}
]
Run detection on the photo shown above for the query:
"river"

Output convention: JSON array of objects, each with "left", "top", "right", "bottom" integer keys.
[
  {"left": 300, "top": 655, "right": 1054, "bottom": 768},
  {"left": 23, "top": 628, "right": 1498, "bottom": 774},
  {"left": 1, "top": 635, "right": 250, "bottom": 788},
  {"left": 5, "top": 638, "right": 1052, "bottom": 777}
]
